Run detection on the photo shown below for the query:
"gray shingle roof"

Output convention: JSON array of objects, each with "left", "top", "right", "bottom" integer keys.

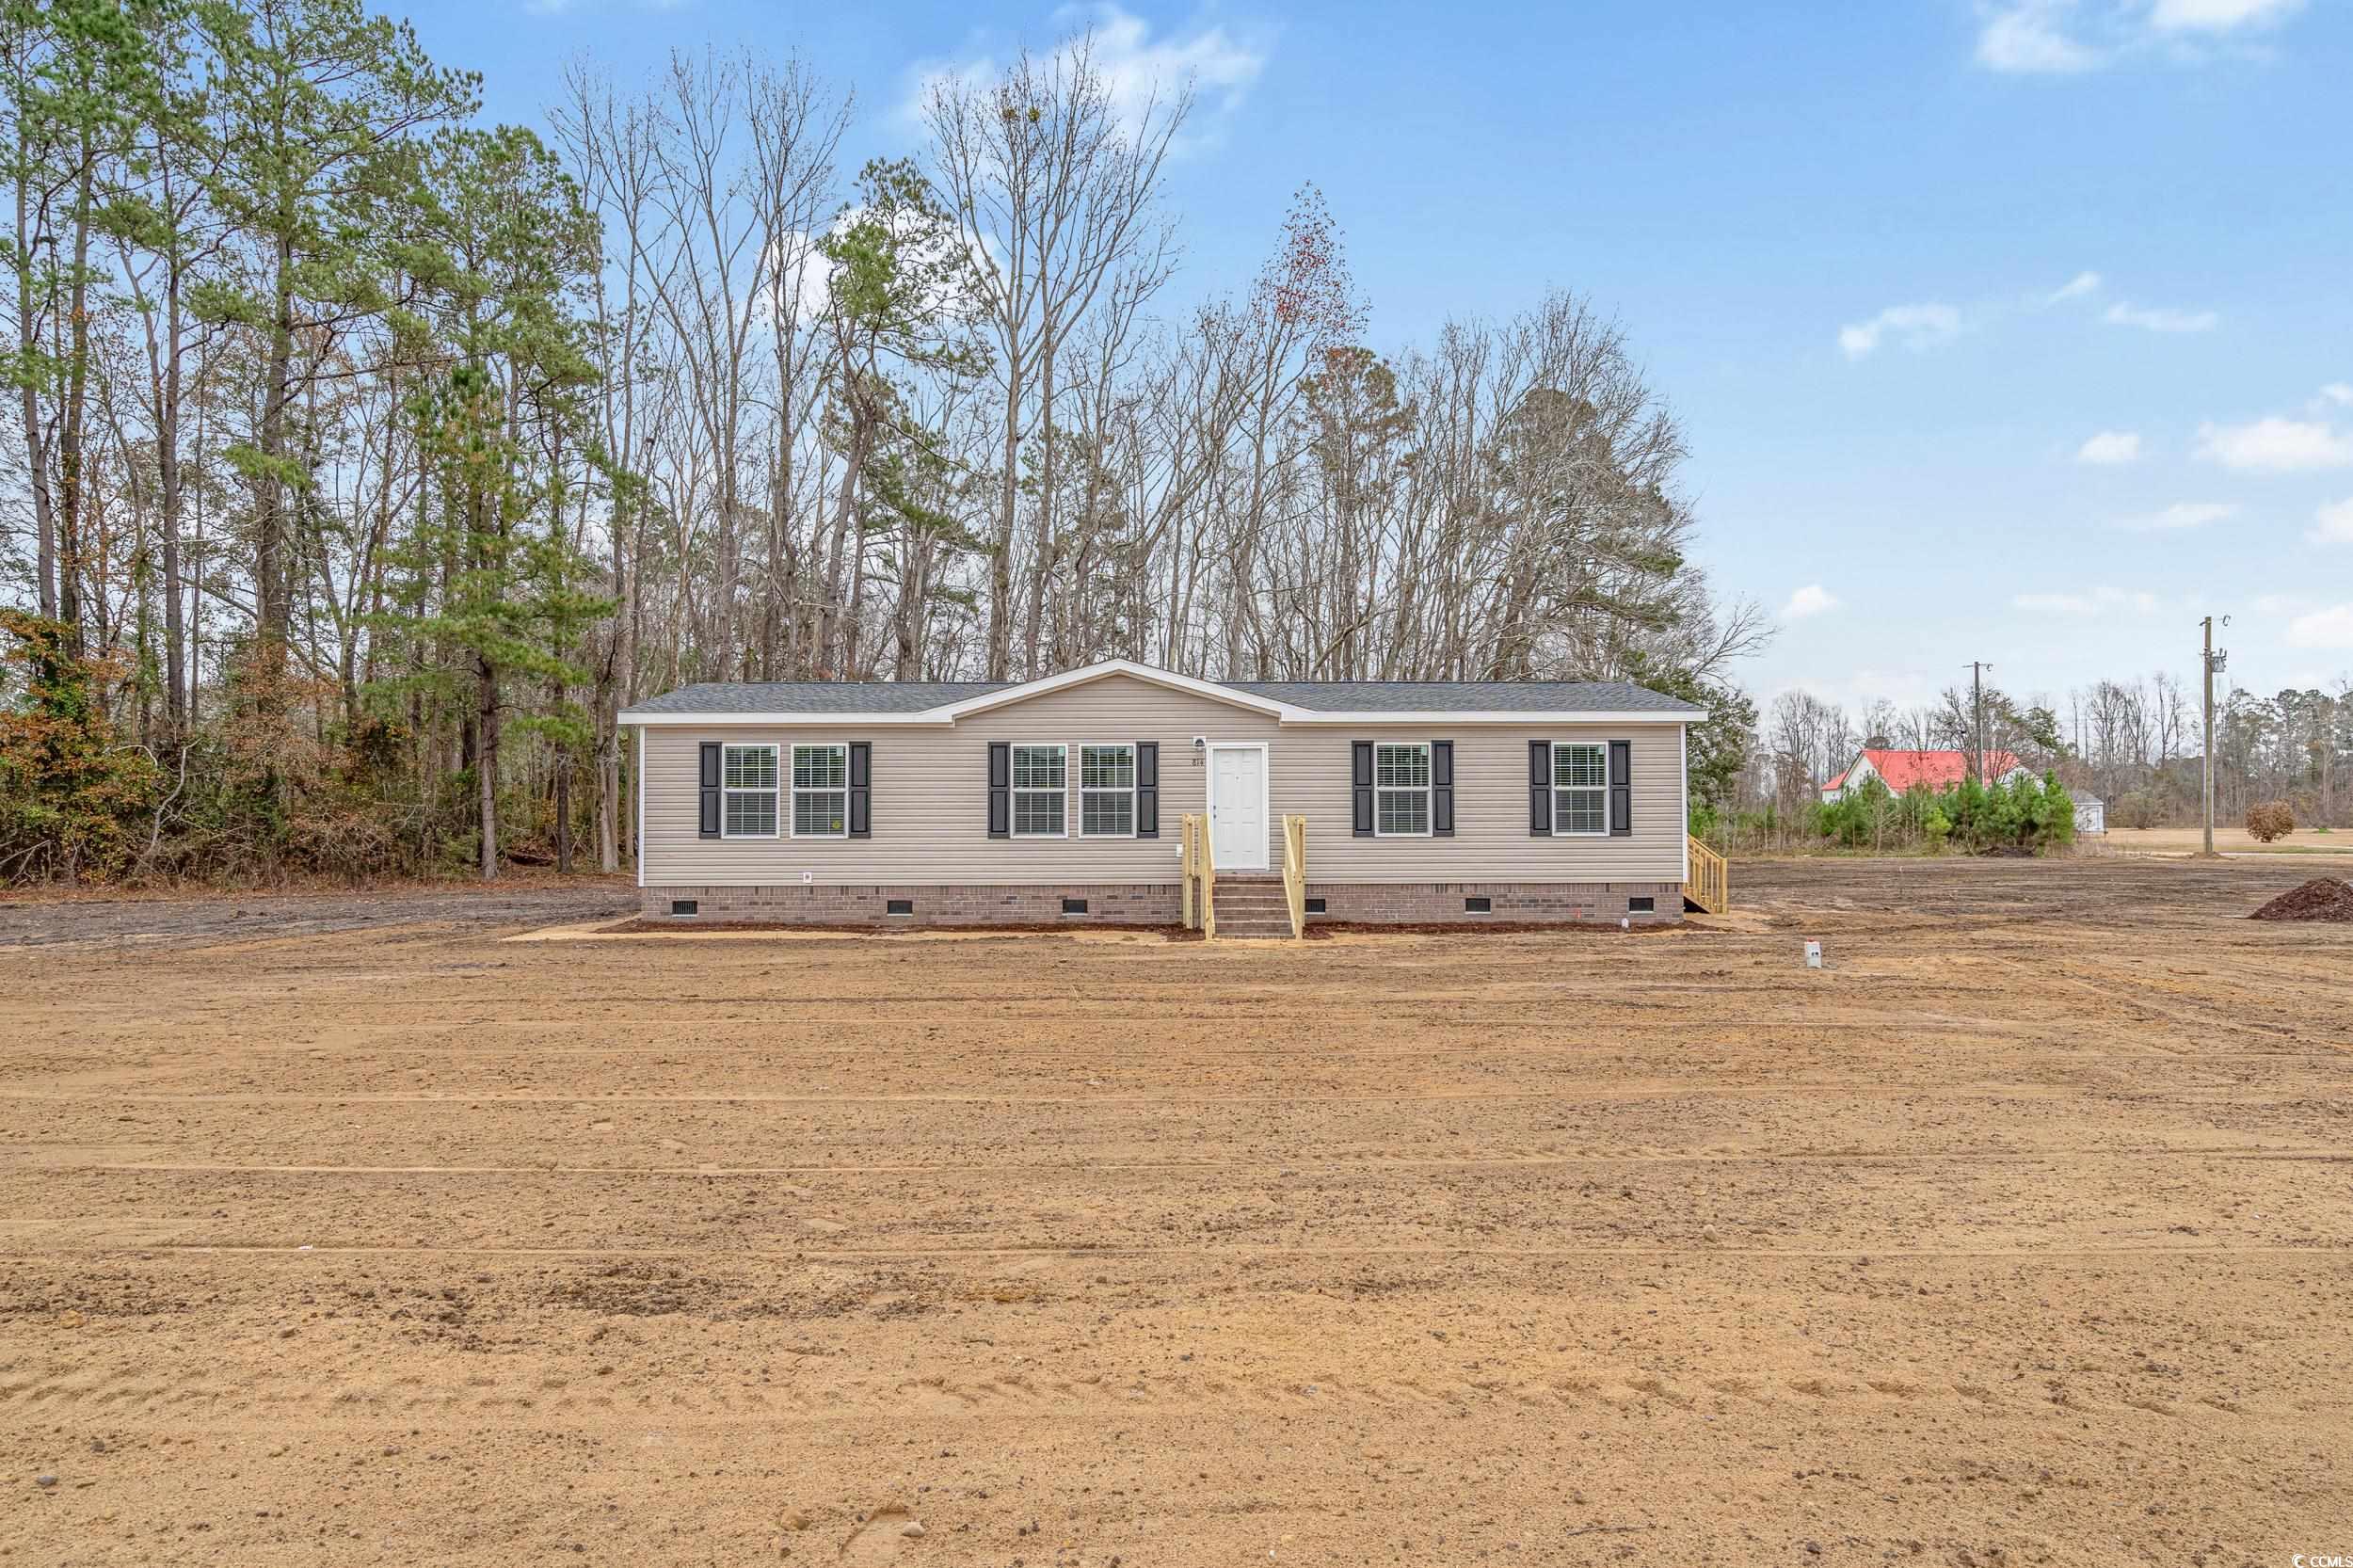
[
  {"left": 623, "top": 672, "right": 1702, "bottom": 717},
  {"left": 1225, "top": 680, "right": 1698, "bottom": 713},
  {"left": 625, "top": 680, "right": 1009, "bottom": 714}
]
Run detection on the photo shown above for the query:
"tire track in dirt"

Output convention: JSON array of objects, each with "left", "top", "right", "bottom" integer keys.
[
  {"left": 4, "top": 856, "right": 2346, "bottom": 1565},
  {"left": 22, "top": 1147, "right": 2351, "bottom": 1175},
  {"left": 11, "top": 1240, "right": 2340, "bottom": 1260},
  {"left": 0, "top": 1362, "right": 2265, "bottom": 1428},
  {"left": 8, "top": 1069, "right": 2345, "bottom": 1103}
]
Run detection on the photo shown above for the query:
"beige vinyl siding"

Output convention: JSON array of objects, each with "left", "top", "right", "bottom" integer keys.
[
  {"left": 638, "top": 672, "right": 1686, "bottom": 887},
  {"left": 642, "top": 678, "right": 1269, "bottom": 887},
  {"left": 1290, "top": 726, "right": 1686, "bottom": 883}
]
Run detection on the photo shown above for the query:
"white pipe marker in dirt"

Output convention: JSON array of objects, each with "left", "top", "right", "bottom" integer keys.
[{"left": 1804, "top": 940, "right": 1823, "bottom": 968}]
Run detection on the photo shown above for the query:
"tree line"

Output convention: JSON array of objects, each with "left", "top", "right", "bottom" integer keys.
[
  {"left": 0, "top": 0, "right": 1761, "bottom": 885},
  {"left": 1736, "top": 672, "right": 2347, "bottom": 843}
]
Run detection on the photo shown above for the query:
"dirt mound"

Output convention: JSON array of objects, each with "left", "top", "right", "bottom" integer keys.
[{"left": 2249, "top": 876, "right": 2353, "bottom": 922}]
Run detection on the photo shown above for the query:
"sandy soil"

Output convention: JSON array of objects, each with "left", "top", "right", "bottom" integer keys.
[
  {"left": 2, "top": 857, "right": 2348, "bottom": 1565},
  {"left": 2097, "top": 825, "right": 2353, "bottom": 856}
]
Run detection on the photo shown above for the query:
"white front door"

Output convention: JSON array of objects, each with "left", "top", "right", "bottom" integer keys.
[{"left": 1208, "top": 744, "right": 1268, "bottom": 870}]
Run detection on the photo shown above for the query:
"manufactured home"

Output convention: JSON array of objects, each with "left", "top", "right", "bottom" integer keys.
[{"left": 620, "top": 660, "right": 1717, "bottom": 935}]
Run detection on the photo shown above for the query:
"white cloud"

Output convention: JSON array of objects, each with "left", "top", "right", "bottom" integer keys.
[
  {"left": 2113, "top": 501, "right": 2239, "bottom": 532},
  {"left": 2043, "top": 269, "right": 2103, "bottom": 303},
  {"left": 2286, "top": 603, "right": 2353, "bottom": 649},
  {"left": 1838, "top": 303, "right": 1963, "bottom": 360},
  {"left": 1842, "top": 271, "right": 2213, "bottom": 361},
  {"left": 758, "top": 196, "right": 1009, "bottom": 331},
  {"left": 2034, "top": 270, "right": 2104, "bottom": 308},
  {"left": 1977, "top": 3, "right": 2104, "bottom": 72},
  {"left": 2105, "top": 300, "right": 2219, "bottom": 333},
  {"left": 2319, "top": 382, "right": 2353, "bottom": 407},
  {"left": 1782, "top": 584, "right": 1840, "bottom": 620},
  {"left": 2311, "top": 496, "right": 2353, "bottom": 546},
  {"left": 1973, "top": 0, "right": 2307, "bottom": 72},
  {"left": 2012, "top": 585, "right": 2161, "bottom": 616},
  {"left": 2196, "top": 417, "right": 2353, "bottom": 472},
  {"left": 1081, "top": 6, "right": 1268, "bottom": 136},
  {"left": 2148, "top": 0, "right": 2304, "bottom": 32},
  {"left": 751, "top": 229, "right": 839, "bottom": 328},
  {"left": 900, "top": 5, "right": 1270, "bottom": 155},
  {"left": 2076, "top": 430, "right": 2143, "bottom": 465}
]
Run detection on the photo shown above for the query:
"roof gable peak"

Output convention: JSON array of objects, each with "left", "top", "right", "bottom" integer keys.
[{"left": 932, "top": 661, "right": 1300, "bottom": 722}]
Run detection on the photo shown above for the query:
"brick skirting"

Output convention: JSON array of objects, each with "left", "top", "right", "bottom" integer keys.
[
  {"left": 1304, "top": 880, "right": 1683, "bottom": 924},
  {"left": 642, "top": 883, "right": 1182, "bottom": 925},
  {"left": 641, "top": 880, "right": 1684, "bottom": 926}
]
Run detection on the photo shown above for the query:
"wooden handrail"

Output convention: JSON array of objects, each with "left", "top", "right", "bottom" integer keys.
[
  {"left": 1198, "top": 814, "right": 1216, "bottom": 940},
  {"left": 1179, "top": 812, "right": 1198, "bottom": 930},
  {"left": 1178, "top": 813, "right": 1217, "bottom": 937},
  {"left": 1684, "top": 834, "right": 1729, "bottom": 915},
  {"left": 1281, "top": 814, "right": 1307, "bottom": 939}
]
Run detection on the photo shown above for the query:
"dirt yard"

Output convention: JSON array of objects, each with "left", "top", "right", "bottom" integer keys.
[
  {"left": 4, "top": 858, "right": 2348, "bottom": 1566},
  {"left": 2098, "top": 825, "right": 2353, "bottom": 856}
]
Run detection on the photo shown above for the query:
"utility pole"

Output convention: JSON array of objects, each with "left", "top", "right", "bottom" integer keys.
[
  {"left": 2200, "top": 616, "right": 2229, "bottom": 856},
  {"left": 1967, "top": 662, "right": 1992, "bottom": 785}
]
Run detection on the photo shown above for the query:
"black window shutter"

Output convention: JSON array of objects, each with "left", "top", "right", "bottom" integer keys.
[
  {"left": 1352, "top": 741, "right": 1375, "bottom": 837},
  {"left": 698, "top": 742, "right": 722, "bottom": 839},
  {"left": 1528, "top": 740, "right": 1552, "bottom": 836},
  {"left": 1432, "top": 741, "right": 1455, "bottom": 837},
  {"left": 987, "top": 742, "right": 1011, "bottom": 839},
  {"left": 1609, "top": 739, "right": 1632, "bottom": 837},
  {"left": 848, "top": 742, "right": 872, "bottom": 839},
  {"left": 1134, "top": 742, "right": 1159, "bottom": 838}
]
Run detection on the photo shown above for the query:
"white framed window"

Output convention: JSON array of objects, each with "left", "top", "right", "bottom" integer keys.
[
  {"left": 1011, "top": 744, "right": 1067, "bottom": 838},
  {"left": 791, "top": 743, "right": 848, "bottom": 839},
  {"left": 1079, "top": 744, "right": 1136, "bottom": 838},
  {"left": 1552, "top": 742, "right": 1607, "bottom": 836},
  {"left": 721, "top": 744, "right": 779, "bottom": 838},
  {"left": 1375, "top": 742, "right": 1433, "bottom": 837}
]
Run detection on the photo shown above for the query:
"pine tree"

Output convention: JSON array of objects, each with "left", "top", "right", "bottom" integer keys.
[
  {"left": 374, "top": 124, "right": 605, "bottom": 879},
  {"left": 195, "top": 0, "right": 476, "bottom": 665}
]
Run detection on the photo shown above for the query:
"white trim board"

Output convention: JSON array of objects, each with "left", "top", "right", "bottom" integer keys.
[
  {"left": 618, "top": 659, "right": 1705, "bottom": 727},
  {"left": 932, "top": 660, "right": 1302, "bottom": 723},
  {"left": 1680, "top": 725, "right": 1690, "bottom": 885},
  {"left": 622, "top": 708, "right": 1703, "bottom": 728}
]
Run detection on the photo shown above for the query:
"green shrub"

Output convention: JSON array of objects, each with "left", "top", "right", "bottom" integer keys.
[
  {"left": 0, "top": 613, "right": 163, "bottom": 884},
  {"left": 1803, "top": 771, "right": 2073, "bottom": 856}
]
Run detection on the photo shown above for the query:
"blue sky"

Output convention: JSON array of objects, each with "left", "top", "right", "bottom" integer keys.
[{"left": 407, "top": 0, "right": 2353, "bottom": 712}]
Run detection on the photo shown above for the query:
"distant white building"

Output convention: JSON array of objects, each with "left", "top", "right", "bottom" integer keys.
[{"left": 2073, "top": 793, "right": 2105, "bottom": 836}]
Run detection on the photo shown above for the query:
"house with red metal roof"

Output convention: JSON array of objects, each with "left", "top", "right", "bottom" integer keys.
[{"left": 1820, "top": 747, "right": 2028, "bottom": 804}]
